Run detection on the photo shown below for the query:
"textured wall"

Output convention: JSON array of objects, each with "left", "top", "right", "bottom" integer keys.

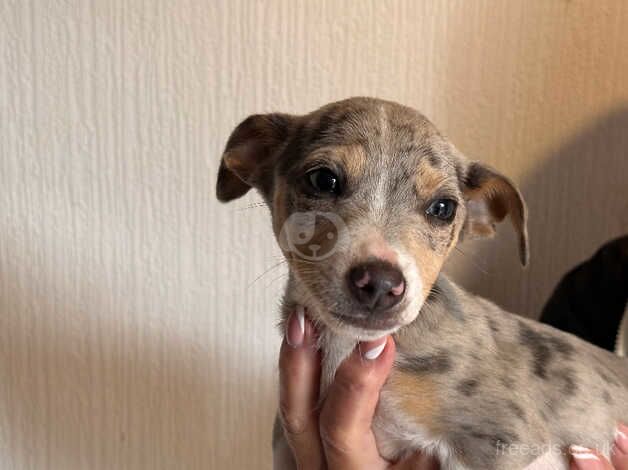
[{"left": 1, "top": 1, "right": 627, "bottom": 469}]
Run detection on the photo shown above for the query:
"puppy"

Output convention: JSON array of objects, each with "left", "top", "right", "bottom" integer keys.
[{"left": 216, "top": 97, "right": 628, "bottom": 469}]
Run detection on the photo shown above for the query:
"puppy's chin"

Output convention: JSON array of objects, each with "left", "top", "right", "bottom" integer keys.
[
  {"left": 315, "top": 297, "right": 425, "bottom": 342},
  {"left": 290, "top": 271, "right": 424, "bottom": 340}
]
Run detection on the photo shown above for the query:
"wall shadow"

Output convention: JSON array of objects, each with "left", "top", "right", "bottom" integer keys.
[
  {"left": 447, "top": 107, "right": 628, "bottom": 318},
  {"left": 0, "top": 257, "right": 273, "bottom": 470}
]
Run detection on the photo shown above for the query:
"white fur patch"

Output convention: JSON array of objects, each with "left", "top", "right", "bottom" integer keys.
[{"left": 396, "top": 248, "right": 424, "bottom": 325}]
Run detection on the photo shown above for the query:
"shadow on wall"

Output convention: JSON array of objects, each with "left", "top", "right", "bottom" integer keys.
[
  {"left": 0, "top": 260, "right": 265, "bottom": 470},
  {"left": 448, "top": 107, "right": 628, "bottom": 319}
]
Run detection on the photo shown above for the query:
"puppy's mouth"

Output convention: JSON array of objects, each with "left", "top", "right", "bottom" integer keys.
[
  {"left": 289, "top": 255, "right": 422, "bottom": 336},
  {"left": 330, "top": 309, "right": 405, "bottom": 331},
  {"left": 331, "top": 312, "right": 402, "bottom": 331}
]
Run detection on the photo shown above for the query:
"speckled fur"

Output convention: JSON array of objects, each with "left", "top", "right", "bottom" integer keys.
[{"left": 217, "top": 98, "right": 628, "bottom": 469}]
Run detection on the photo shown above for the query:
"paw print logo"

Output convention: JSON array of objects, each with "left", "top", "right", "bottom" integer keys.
[{"left": 279, "top": 211, "right": 348, "bottom": 261}]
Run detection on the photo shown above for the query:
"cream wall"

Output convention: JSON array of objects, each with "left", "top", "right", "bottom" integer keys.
[{"left": 1, "top": 1, "right": 627, "bottom": 469}]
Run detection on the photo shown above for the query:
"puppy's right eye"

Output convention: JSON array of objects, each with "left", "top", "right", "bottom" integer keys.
[
  {"left": 306, "top": 168, "right": 342, "bottom": 196},
  {"left": 426, "top": 198, "right": 457, "bottom": 222}
]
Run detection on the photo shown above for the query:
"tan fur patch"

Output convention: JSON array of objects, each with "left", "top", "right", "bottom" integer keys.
[
  {"left": 272, "top": 180, "right": 289, "bottom": 237},
  {"left": 336, "top": 144, "right": 367, "bottom": 182},
  {"left": 388, "top": 370, "right": 441, "bottom": 433},
  {"left": 415, "top": 159, "right": 448, "bottom": 199},
  {"left": 400, "top": 230, "right": 445, "bottom": 299},
  {"left": 302, "top": 144, "right": 367, "bottom": 183}
]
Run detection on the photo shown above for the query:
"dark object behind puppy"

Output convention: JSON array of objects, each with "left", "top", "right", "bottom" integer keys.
[{"left": 541, "top": 235, "right": 628, "bottom": 352}]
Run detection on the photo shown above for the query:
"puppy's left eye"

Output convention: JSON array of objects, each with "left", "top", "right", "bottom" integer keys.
[
  {"left": 426, "top": 199, "right": 457, "bottom": 222},
  {"left": 307, "top": 168, "right": 342, "bottom": 195}
]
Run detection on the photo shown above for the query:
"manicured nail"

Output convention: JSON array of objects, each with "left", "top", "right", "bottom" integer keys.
[
  {"left": 286, "top": 306, "right": 305, "bottom": 348},
  {"left": 361, "top": 338, "right": 387, "bottom": 360},
  {"left": 571, "top": 445, "right": 593, "bottom": 453},
  {"left": 569, "top": 445, "right": 600, "bottom": 469},
  {"left": 614, "top": 423, "right": 628, "bottom": 455}
]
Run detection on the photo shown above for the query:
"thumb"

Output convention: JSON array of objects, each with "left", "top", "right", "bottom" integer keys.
[
  {"left": 319, "top": 336, "right": 395, "bottom": 470},
  {"left": 569, "top": 445, "right": 614, "bottom": 470}
]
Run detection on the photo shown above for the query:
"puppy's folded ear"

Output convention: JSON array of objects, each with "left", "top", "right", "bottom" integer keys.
[
  {"left": 216, "top": 113, "right": 296, "bottom": 202},
  {"left": 462, "top": 162, "right": 529, "bottom": 266}
]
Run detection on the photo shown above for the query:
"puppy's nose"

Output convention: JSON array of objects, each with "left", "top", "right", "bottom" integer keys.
[{"left": 347, "top": 261, "right": 406, "bottom": 312}]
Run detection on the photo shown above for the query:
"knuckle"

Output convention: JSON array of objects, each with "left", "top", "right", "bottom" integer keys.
[
  {"left": 278, "top": 401, "right": 308, "bottom": 437},
  {"left": 318, "top": 419, "right": 354, "bottom": 456},
  {"left": 278, "top": 348, "right": 298, "bottom": 378},
  {"left": 334, "top": 367, "right": 376, "bottom": 395}
]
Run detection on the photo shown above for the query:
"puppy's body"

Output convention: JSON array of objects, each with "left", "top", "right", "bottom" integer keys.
[
  {"left": 216, "top": 97, "right": 628, "bottom": 469},
  {"left": 277, "top": 275, "right": 628, "bottom": 469}
]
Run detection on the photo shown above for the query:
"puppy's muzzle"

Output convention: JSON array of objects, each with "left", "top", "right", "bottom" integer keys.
[{"left": 346, "top": 260, "right": 406, "bottom": 313}]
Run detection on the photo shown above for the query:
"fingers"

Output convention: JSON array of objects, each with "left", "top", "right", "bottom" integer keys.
[
  {"left": 611, "top": 424, "right": 628, "bottom": 470},
  {"left": 319, "top": 336, "right": 395, "bottom": 470},
  {"left": 569, "top": 424, "right": 628, "bottom": 470},
  {"left": 278, "top": 307, "right": 324, "bottom": 470},
  {"left": 570, "top": 445, "right": 614, "bottom": 470}
]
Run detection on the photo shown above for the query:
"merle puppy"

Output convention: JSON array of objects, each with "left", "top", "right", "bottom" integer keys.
[{"left": 216, "top": 97, "right": 628, "bottom": 469}]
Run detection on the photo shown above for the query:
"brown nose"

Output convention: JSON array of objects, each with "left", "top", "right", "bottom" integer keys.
[{"left": 347, "top": 261, "right": 406, "bottom": 312}]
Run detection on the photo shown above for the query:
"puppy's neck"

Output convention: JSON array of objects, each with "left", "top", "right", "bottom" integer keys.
[
  {"left": 282, "top": 274, "right": 460, "bottom": 398},
  {"left": 281, "top": 274, "right": 356, "bottom": 395}
]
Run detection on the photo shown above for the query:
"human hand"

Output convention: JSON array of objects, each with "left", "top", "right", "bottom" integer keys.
[
  {"left": 278, "top": 307, "right": 628, "bottom": 470},
  {"left": 278, "top": 308, "right": 438, "bottom": 470},
  {"left": 569, "top": 425, "right": 628, "bottom": 470}
]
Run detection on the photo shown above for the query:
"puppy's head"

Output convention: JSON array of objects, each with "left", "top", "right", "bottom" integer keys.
[{"left": 217, "top": 98, "right": 528, "bottom": 339}]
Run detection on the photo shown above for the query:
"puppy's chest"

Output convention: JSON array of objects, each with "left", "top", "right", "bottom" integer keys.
[
  {"left": 317, "top": 335, "right": 561, "bottom": 470},
  {"left": 318, "top": 332, "right": 454, "bottom": 465}
]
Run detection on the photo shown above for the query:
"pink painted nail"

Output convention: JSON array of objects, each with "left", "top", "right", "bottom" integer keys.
[
  {"left": 286, "top": 306, "right": 305, "bottom": 348},
  {"left": 614, "top": 423, "right": 628, "bottom": 455},
  {"left": 569, "top": 445, "right": 601, "bottom": 469},
  {"left": 360, "top": 338, "right": 387, "bottom": 360}
]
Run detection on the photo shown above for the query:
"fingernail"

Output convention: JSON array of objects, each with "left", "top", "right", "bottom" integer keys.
[
  {"left": 614, "top": 423, "right": 628, "bottom": 455},
  {"left": 569, "top": 445, "right": 600, "bottom": 468},
  {"left": 286, "top": 306, "right": 305, "bottom": 348},
  {"left": 361, "top": 338, "right": 387, "bottom": 360}
]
